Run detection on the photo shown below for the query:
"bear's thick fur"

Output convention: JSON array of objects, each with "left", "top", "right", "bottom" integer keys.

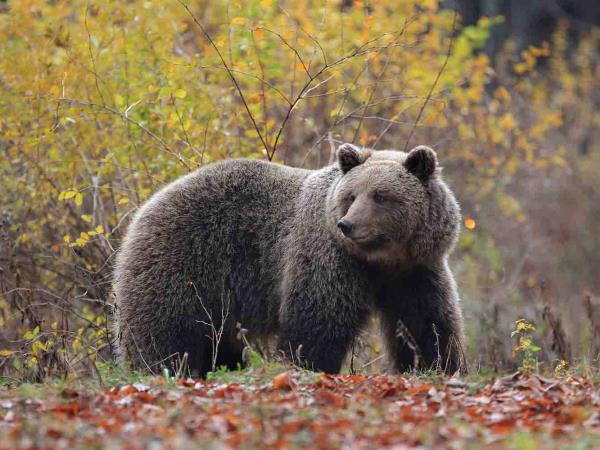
[{"left": 114, "top": 144, "right": 466, "bottom": 376}]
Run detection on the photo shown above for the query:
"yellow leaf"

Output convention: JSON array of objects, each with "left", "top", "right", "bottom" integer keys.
[
  {"left": 81, "top": 214, "right": 92, "bottom": 223},
  {"left": 95, "top": 225, "right": 104, "bottom": 234},
  {"left": 118, "top": 198, "right": 129, "bottom": 205},
  {"left": 248, "top": 92, "right": 263, "bottom": 104},
  {"left": 494, "top": 86, "right": 511, "bottom": 102},
  {"left": 59, "top": 190, "right": 75, "bottom": 200},
  {"left": 166, "top": 111, "right": 179, "bottom": 126},
  {"left": 514, "top": 62, "right": 527, "bottom": 74},
  {"left": 73, "top": 236, "right": 88, "bottom": 247},
  {"left": 75, "top": 193, "right": 83, "bottom": 206},
  {"left": 0, "top": 350, "right": 14, "bottom": 357},
  {"left": 231, "top": 17, "right": 248, "bottom": 26},
  {"left": 500, "top": 113, "right": 516, "bottom": 130},
  {"left": 63, "top": 235, "right": 70, "bottom": 243},
  {"left": 422, "top": 111, "right": 438, "bottom": 126},
  {"left": 174, "top": 89, "right": 187, "bottom": 99},
  {"left": 420, "top": 0, "right": 438, "bottom": 11},
  {"left": 24, "top": 326, "right": 40, "bottom": 341}
]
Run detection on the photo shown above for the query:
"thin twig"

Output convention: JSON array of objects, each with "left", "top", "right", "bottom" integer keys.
[
  {"left": 271, "top": 32, "right": 409, "bottom": 160},
  {"left": 179, "top": 1, "right": 270, "bottom": 156},
  {"left": 258, "top": 27, "right": 311, "bottom": 76},
  {"left": 84, "top": 1, "right": 106, "bottom": 106},
  {"left": 403, "top": 9, "right": 457, "bottom": 151},
  {"left": 61, "top": 98, "right": 189, "bottom": 169},
  {"left": 351, "top": 35, "right": 398, "bottom": 144}
]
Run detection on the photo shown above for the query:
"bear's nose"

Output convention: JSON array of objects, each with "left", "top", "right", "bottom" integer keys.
[{"left": 337, "top": 218, "right": 353, "bottom": 236}]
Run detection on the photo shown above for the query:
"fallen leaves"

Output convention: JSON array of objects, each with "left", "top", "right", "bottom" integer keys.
[
  {"left": 272, "top": 370, "right": 294, "bottom": 390},
  {"left": 1, "top": 371, "right": 600, "bottom": 448}
]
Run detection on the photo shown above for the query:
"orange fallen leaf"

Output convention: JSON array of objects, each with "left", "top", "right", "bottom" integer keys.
[
  {"left": 314, "top": 387, "right": 346, "bottom": 407},
  {"left": 118, "top": 385, "right": 136, "bottom": 396},
  {"left": 318, "top": 373, "right": 337, "bottom": 389},
  {"left": 272, "top": 370, "right": 293, "bottom": 390}
]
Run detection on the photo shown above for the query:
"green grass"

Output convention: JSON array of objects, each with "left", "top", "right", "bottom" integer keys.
[{"left": 205, "top": 350, "right": 320, "bottom": 386}]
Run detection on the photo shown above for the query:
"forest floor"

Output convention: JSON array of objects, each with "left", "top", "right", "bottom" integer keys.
[{"left": 1, "top": 365, "right": 600, "bottom": 449}]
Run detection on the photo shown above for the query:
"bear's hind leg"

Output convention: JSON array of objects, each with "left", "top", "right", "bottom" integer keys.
[{"left": 116, "top": 317, "right": 212, "bottom": 378}]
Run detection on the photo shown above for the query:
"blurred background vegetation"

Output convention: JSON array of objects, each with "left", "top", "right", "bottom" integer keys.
[{"left": 0, "top": 0, "right": 599, "bottom": 381}]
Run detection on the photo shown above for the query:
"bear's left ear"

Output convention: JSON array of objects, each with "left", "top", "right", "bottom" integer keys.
[
  {"left": 337, "top": 143, "right": 372, "bottom": 174},
  {"left": 404, "top": 145, "right": 438, "bottom": 181}
]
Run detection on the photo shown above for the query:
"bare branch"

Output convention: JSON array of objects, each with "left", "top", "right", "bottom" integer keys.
[
  {"left": 84, "top": 0, "right": 106, "bottom": 106},
  {"left": 271, "top": 29, "right": 411, "bottom": 159},
  {"left": 258, "top": 27, "right": 311, "bottom": 77},
  {"left": 351, "top": 32, "right": 400, "bottom": 144},
  {"left": 61, "top": 98, "right": 190, "bottom": 169},
  {"left": 178, "top": 1, "right": 270, "bottom": 156},
  {"left": 403, "top": 10, "right": 457, "bottom": 151}
]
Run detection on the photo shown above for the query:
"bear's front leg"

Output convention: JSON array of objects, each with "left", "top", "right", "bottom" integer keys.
[
  {"left": 277, "top": 246, "right": 372, "bottom": 373},
  {"left": 377, "top": 262, "right": 466, "bottom": 375}
]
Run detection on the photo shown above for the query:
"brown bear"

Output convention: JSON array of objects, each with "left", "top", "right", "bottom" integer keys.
[{"left": 113, "top": 144, "right": 466, "bottom": 376}]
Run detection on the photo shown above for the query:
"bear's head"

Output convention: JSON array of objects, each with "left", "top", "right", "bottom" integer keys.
[{"left": 328, "top": 143, "right": 460, "bottom": 268}]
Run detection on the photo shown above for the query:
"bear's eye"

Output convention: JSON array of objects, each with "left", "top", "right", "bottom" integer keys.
[{"left": 373, "top": 192, "right": 386, "bottom": 204}]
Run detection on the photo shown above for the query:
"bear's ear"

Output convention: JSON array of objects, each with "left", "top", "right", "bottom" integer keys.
[
  {"left": 337, "top": 143, "right": 372, "bottom": 174},
  {"left": 404, "top": 145, "right": 438, "bottom": 181}
]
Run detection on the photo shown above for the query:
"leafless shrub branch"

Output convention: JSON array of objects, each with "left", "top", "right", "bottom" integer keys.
[
  {"left": 179, "top": 1, "right": 271, "bottom": 156},
  {"left": 404, "top": 9, "right": 457, "bottom": 151},
  {"left": 191, "top": 282, "right": 231, "bottom": 372},
  {"left": 395, "top": 318, "right": 422, "bottom": 371}
]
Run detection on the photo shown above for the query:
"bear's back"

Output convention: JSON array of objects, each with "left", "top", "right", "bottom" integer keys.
[
  {"left": 129, "top": 159, "right": 310, "bottom": 230},
  {"left": 114, "top": 159, "right": 313, "bottom": 337}
]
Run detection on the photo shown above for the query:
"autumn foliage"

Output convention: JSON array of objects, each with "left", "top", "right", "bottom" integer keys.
[{"left": 0, "top": 0, "right": 599, "bottom": 383}]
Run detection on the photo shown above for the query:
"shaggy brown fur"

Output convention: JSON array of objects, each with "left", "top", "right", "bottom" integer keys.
[{"left": 113, "top": 144, "right": 466, "bottom": 376}]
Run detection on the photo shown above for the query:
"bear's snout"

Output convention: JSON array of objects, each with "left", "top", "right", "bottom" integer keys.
[{"left": 337, "top": 218, "right": 353, "bottom": 236}]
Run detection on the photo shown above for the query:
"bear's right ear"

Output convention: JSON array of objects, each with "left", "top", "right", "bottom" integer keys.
[{"left": 337, "top": 143, "right": 372, "bottom": 174}]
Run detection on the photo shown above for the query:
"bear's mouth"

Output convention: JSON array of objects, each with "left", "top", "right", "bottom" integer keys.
[{"left": 348, "top": 233, "right": 390, "bottom": 248}]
